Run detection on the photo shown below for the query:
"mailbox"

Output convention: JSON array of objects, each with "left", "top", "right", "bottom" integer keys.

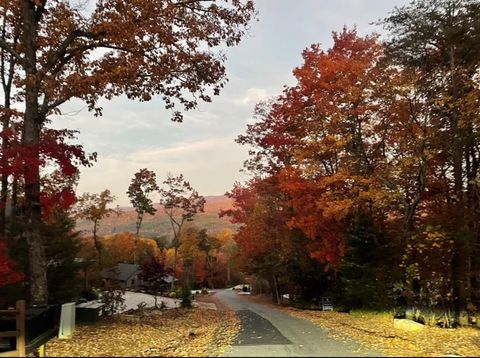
[
  {"left": 321, "top": 297, "right": 333, "bottom": 311},
  {"left": 76, "top": 302, "right": 105, "bottom": 324}
]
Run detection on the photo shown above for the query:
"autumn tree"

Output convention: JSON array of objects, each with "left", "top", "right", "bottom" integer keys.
[
  {"left": 231, "top": 27, "right": 462, "bottom": 313},
  {"left": 222, "top": 177, "right": 329, "bottom": 304},
  {"left": 237, "top": 29, "right": 393, "bottom": 269},
  {"left": 216, "top": 229, "right": 238, "bottom": 286},
  {"left": 102, "top": 232, "right": 160, "bottom": 267},
  {"left": 159, "top": 174, "right": 205, "bottom": 289},
  {"left": 178, "top": 226, "right": 205, "bottom": 290},
  {"left": 0, "top": 121, "right": 94, "bottom": 303},
  {"left": 381, "top": 0, "right": 480, "bottom": 321},
  {"left": 0, "top": 0, "right": 254, "bottom": 304},
  {"left": 197, "top": 228, "right": 222, "bottom": 288},
  {"left": 139, "top": 256, "right": 171, "bottom": 307},
  {"left": 127, "top": 168, "right": 159, "bottom": 236},
  {"left": 75, "top": 189, "right": 116, "bottom": 266},
  {"left": 0, "top": 123, "right": 94, "bottom": 232}
]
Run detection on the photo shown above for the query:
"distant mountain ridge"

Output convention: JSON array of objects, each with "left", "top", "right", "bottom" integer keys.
[{"left": 75, "top": 195, "right": 236, "bottom": 238}]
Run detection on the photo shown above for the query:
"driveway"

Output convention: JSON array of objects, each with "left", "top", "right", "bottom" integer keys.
[{"left": 215, "top": 289, "right": 380, "bottom": 357}]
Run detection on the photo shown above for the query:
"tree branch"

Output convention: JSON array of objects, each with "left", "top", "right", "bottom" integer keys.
[
  {"left": 174, "top": 0, "right": 214, "bottom": 7},
  {"left": 0, "top": 38, "right": 24, "bottom": 66}
]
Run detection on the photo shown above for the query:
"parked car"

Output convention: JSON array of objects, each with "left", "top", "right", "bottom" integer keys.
[{"left": 232, "top": 284, "right": 250, "bottom": 291}]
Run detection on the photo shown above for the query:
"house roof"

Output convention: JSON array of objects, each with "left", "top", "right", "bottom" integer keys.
[
  {"left": 101, "top": 263, "right": 140, "bottom": 282},
  {"left": 162, "top": 274, "right": 176, "bottom": 284}
]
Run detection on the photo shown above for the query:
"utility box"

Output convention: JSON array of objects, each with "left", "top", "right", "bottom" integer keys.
[
  {"left": 0, "top": 304, "right": 60, "bottom": 353},
  {"left": 76, "top": 302, "right": 105, "bottom": 324},
  {"left": 59, "top": 303, "right": 76, "bottom": 339},
  {"left": 322, "top": 297, "right": 333, "bottom": 311}
]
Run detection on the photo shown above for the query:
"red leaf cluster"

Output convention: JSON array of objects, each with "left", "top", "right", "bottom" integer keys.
[{"left": 0, "top": 240, "right": 24, "bottom": 287}]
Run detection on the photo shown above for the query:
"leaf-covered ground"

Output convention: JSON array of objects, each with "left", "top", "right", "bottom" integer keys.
[
  {"left": 243, "top": 294, "right": 480, "bottom": 357},
  {"left": 279, "top": 305, "right": 480, "bottom": 357},
  {"left": 46, "top": 308, "right": 240, "bottom": 357}
]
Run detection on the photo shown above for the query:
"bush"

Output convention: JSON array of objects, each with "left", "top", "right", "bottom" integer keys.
[
  {"left": 137, "top": 301, "right": 147, "bottom": 312},
  {"left": 180, "top": 287, "right": 192, "bottom": 308},
  {"left": 100, "top": 284, "right": 126, "bottom": 315},
  {"left": 81, "top": 288, "right": 99, "bottom": 301}
]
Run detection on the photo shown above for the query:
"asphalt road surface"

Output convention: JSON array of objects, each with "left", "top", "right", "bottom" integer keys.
[{"left": 215, "top": 289, "right": 380, "bottom": 357}]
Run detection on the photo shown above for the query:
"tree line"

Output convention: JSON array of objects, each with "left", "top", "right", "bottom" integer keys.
[
  {"left": 222, "top": 0, "right": 480, "bottom": 327},
  {"left": 1, "top": 166, "right": 241, "bottom": 306}
]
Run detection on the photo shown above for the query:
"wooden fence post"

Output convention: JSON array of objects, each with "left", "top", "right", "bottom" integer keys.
[{"left": 16, "top": 300, "right": 25, "bottom": 357}]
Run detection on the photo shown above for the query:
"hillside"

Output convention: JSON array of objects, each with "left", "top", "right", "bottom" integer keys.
[{"left": 75, "top": 195, "right": 237, "bottom": 238}]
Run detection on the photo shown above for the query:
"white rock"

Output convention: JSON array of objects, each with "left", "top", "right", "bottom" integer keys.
[{"left": 393, "top": 318, "right": 425, "bottom": 331}]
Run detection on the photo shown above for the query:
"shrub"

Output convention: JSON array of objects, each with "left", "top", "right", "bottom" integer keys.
[
  {"left": 180, "top": 286, "right": 192, "bottom": 308},
  {"left": 100, "top": 283, "right": 126, "bottom": 315},
  {"left": 81, "top": 288, "right": 99, "bottom": 301}
]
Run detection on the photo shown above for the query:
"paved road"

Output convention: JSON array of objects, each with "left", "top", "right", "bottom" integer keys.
[{"left": 215, "top": 289, "right": 380, "bottom": 357}]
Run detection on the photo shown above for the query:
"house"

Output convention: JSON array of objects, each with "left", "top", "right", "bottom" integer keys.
[{"left": 101, "top": 263, "right": 142, "bottom": 289}]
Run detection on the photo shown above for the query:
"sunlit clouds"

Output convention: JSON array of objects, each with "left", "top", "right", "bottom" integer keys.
[{"left": 57, "top": 0, "right": 411, "bottom": 206}]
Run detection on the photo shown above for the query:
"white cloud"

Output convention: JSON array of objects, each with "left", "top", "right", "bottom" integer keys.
[
  {"left": 127, "top": 137, "right": 234, "bottom": 162},
  {"left": 76, "top": 136, "right": 249, "bottom": 206},
  {"left": 65, "top": 0, "right": 411, "bottom": 208},
  {"left": 233, "top": 88, "right": 271, "bottom": 106}
]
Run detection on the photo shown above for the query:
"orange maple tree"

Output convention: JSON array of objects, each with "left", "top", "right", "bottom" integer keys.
[{"left": 228, "top": 27, "right": 466, "bottom": 311}]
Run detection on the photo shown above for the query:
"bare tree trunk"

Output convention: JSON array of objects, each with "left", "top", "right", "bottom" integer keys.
[
  {"left": 92, "top": 219, "right": 103, "bottom": 267},
  {"left": 11, "top": 177, "right": 17, "bottom": 220},
  {"left": 0, "top": 136, "right": 8, "bottom": 238},
  {"left": 22, "top": 0, "right": 48, "bottom": 305},
  {"left": 451, "top": 107, "right": 468, "bottom": 320},
  {"left": 0, "top": 104, "right": 9, "bottom": 239},
  {"left": 226, "top": 262, "right": 230, "bottom": 285},
  {"left": 135, "top": 213, "right": 142, "bottom": 236},
  {"left": 206, "top": 255, "right": 214, "bottom": 288},
  {"left": 133, "top": 233, "right": 138, "bottom": 264},
  {"left": 171, "top": 245, "right": 178, "bottom": 291},
  {"left": 0, "top": 11, "right": 16, "bottom": 240},
  {"left": 272, "top": 275, "right": 280, "bottom": 305},
  {"left": 84, "top": 267, "right": 89, "bottom": 290},
  {"left": 444, "top": 44, "right": 469, "bottom": 321}
]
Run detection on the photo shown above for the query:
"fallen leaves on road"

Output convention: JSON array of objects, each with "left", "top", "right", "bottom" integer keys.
[
  {"left": 242, "top": 294, "right": 480, "bottom": 357},
  {"left": 46, "top": 308, "right": 240, "bottom": 357},
  {"left": 281, "top": 307, "right": 480, "bottom": 357}
]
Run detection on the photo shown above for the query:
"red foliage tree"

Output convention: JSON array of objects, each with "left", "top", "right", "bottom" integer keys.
[{"left": 0, "top": 240, "right": 24, "bottom": 287}]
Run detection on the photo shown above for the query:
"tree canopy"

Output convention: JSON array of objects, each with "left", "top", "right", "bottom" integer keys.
[{"left": 0, "top": 0, "right": 255, "bottom": 304}]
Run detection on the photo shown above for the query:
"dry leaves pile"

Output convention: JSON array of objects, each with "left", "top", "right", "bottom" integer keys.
[
  {"left": 281, "top": 307, "right": 480, "bottom": 357},
  {"left": 46, "top": 308, "right": 240, "bottom": 357}
]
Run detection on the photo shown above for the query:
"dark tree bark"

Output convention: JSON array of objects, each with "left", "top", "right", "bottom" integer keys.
[{"left": 22, "top": 0, "right": 48, "bottom": 305}]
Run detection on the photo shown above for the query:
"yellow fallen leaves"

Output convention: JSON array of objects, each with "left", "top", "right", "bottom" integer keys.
[
  {"left": 46, "top": 308, "right": 241, "bottom": 357},
  {"left": 281, "top": 307, "right": 480, "bottom": 357}
]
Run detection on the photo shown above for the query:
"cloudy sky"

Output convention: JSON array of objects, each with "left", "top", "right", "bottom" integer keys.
[{"left": 53, "top": 0, "right": 411, "bottom": 207}]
